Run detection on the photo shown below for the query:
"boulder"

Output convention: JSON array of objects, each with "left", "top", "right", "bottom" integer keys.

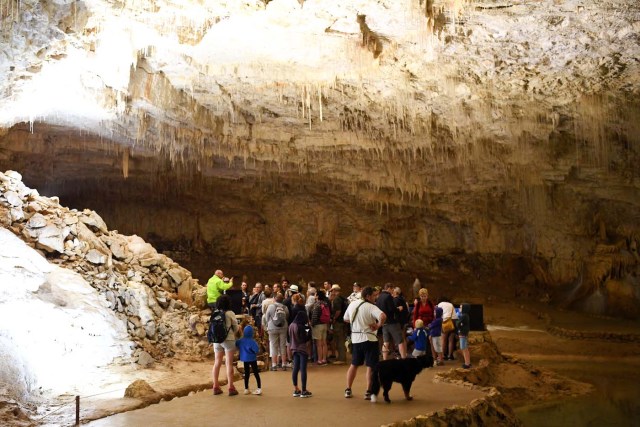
[
  {"left": 36, "top": 224, "right": 65, "bottom": 253},
  {"left": 124, "top": 379, "right": 156, "bottom": 397},
  {"left": 168, "top": 267, "right": 188, "bottom": 285},
  {"left": 193, "top": 286, "right": 208, "bottom": 310},
  {"left": 4, "top": 170, "right": 22, "bottom": 181},
  {"left": 75, "top": 221, "right": 110, "bottom": 254},
  {"left": 10, "top": 206, "right": 24, "bottom": 221},
  {"left": 80, "top": 209, "right": 108, "bottom": 234},
  {"left": 86, "top": 249, "right": 107, "bottom": 264},
  {"left": 4, "top": 190, "right": 22, "bottom": 207},
  {"left": 27, "top": 213, "right": 47, "bottom": 229}
]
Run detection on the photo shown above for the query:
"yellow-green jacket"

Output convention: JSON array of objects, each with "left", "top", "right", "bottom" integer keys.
[{"left": 207, "top": 275, "right": 233, "bottom": 304}]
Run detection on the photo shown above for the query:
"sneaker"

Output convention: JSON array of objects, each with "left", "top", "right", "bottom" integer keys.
[
  {"left": 370, "top": 394, "right": 377, "bottom": 403},
  {"left": 228, "top": 388, "right": 239, "bottom": 396},
  {"left": 344, "top": 388, "right": 352, "bottom": 398},
  {"left": 299, "top": 390, "right": 313, "bottom": 398},
  {"left": 437, "top": 360, "right": 444, "bottom": 366},
  {"left": 364, "top": 391, "right": 372, "bottom": 400},
  {"left": 243, "top": 389, "right": 251, "bottom": 395},
  {"left": 276, "top": 363, "right": 282, "bottom": 370},
  {"left": 293, "top": 389, "right": 301, "bottom": 397},
  {"left": 281, "top": 365, "right": 287, "bottom": 371},
  {"left": 462, "top": 364, "right": 472, "bottom": 369},
  {"left": 213, "top": 387, "right": 223, "bottom": 395},
  {"left": 252, "top": 388, "right": 262, "bottom": 395},
  {"left": 270, "top": 366, "right": 278, "bottom": 371}
]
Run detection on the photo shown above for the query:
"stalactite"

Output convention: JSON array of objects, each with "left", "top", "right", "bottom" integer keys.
[
  {"left": 318, "top": 85, "right": 323, "bottom": 123},
  {"left": 121, "top": 147, "right": 130, "bottom": 179}
]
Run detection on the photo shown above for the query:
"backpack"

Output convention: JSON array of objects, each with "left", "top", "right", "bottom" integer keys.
[
  {"left": 207, "top": 309, "right": 229, "bottom": 344},
  {"left": 319, "top": 302, "right": 331, "bottom": 324},
  {"left": 273, "top": 304, "right": 287, "bottom": 327}
]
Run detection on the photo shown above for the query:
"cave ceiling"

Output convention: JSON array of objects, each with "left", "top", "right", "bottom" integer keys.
[{"left": 0, "top": 0, "right": 639, "bottom": 296}]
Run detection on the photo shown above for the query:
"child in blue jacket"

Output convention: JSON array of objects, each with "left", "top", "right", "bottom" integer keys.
[
  {"left": 407, "top": 319, "right": 429, "bottom": 357},
  {"left": 236, "top": 325, "right": 262, "bottom": 395}
]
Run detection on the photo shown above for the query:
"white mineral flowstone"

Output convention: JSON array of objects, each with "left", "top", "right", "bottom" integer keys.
[{"left": 0, "top": 228, "right": 133, "bottom": 402}]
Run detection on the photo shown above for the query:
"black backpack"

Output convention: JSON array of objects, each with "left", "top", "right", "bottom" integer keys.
[{"left": 207, "top": 309, "right": 229, "bottom": 344}]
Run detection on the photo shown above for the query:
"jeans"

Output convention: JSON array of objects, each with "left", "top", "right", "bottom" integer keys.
[{"left": 292, "top": 351, "right": 308, "bottom": 390}]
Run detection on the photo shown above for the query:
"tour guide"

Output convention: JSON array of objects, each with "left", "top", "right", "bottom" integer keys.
[{"left": 207, "top": 269, "right": 233, "bottom": 309}]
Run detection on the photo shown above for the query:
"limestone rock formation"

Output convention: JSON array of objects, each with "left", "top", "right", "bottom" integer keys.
[
  {"left": 0, "top": 170, "right": 214, "bottom": 363},
  {"left": 1, "top": 0, "right": 639, "bottom": 316}
]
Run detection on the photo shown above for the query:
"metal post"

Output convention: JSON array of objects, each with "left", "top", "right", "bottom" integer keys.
[{"left": 75, "top": 395, "right": 80, "bottom": 426}]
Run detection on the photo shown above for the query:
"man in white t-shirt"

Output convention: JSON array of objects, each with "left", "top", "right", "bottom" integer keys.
[{"left": 343, "top": 286, "right": 386, "bottom": 400}]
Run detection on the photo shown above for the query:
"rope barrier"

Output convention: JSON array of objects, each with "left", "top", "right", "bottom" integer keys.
[{"left": 33, "top": 370, "right": 216, "bottom": 422}]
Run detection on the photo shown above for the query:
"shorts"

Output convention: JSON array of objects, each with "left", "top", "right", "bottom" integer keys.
[
  {"left": 382, "top": 323, "right": 403, "bottom": 345},
  {"left": 459, "top": 336, "right": 468, "bottom": 350},
  {"left": 312, "top": 324, "right": 328, "bottom": 340},
  {"left": 214, "top": 339, "right": 235, "bottom": 352},
  {"left": 431, "top": 336, "right": 442, "bottom": 353},
  {"left": 351, "top": 340, "right": 379, "bottom": 367}
]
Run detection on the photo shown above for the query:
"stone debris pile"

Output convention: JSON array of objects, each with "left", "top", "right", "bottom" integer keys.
[{"left": 0, "top": 170, "right": 213, "bottom": 363}]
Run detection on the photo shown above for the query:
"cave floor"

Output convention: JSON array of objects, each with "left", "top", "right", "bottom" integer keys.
[
  {"left": 37, "top": 299, "right": 640, "bottom": 427},
  {"left": 83, "top": 362, "right": 484, "bottom": 427}
]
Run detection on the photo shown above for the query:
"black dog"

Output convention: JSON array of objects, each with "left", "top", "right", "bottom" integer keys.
[{"left": 370, "top": 354, "right": 434, "bottom": 403}]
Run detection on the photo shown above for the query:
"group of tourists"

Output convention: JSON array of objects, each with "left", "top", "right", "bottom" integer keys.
[{"left": 205, "top": 269, "right": 472, "bottom": 400}]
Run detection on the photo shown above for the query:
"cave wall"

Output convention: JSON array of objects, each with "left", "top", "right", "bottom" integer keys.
[{"left": 1, "top": 122, "right": 638, "bottom": 318}]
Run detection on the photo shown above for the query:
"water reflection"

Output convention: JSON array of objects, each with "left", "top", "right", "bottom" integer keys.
[{"left": 515, "top": 359, "right": 640, "bottom": 427}]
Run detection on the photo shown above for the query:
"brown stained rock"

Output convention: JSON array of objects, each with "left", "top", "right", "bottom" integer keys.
[
  {"left": 123, "top": 380, "right": 157, "bottom": 398},
  {"left": 177, "top": 281, "right": 193, "bottom": 305}
]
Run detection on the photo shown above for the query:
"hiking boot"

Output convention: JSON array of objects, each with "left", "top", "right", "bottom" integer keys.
[
  {"left": 344, "top": 388, "right": 352, "bottom": 398},
  {"left": 213, "top": 387, "right": 223, "bottom": 395},
  {"left": 299, "top": 390, "right": 313, "bottom": 398},
  {"left": 252, "top": 388, "right": 262, "bottom": 395},
  {"left": 228, "top": 388, "right": 239, "bottom": 396},
  {"left": 293, "top": 389, "right": 301, "bottom": 397}
]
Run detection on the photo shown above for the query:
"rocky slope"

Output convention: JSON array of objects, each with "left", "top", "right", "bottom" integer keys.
[{"left": 0, "top": 170, "right": 214, "bottom": 406}]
